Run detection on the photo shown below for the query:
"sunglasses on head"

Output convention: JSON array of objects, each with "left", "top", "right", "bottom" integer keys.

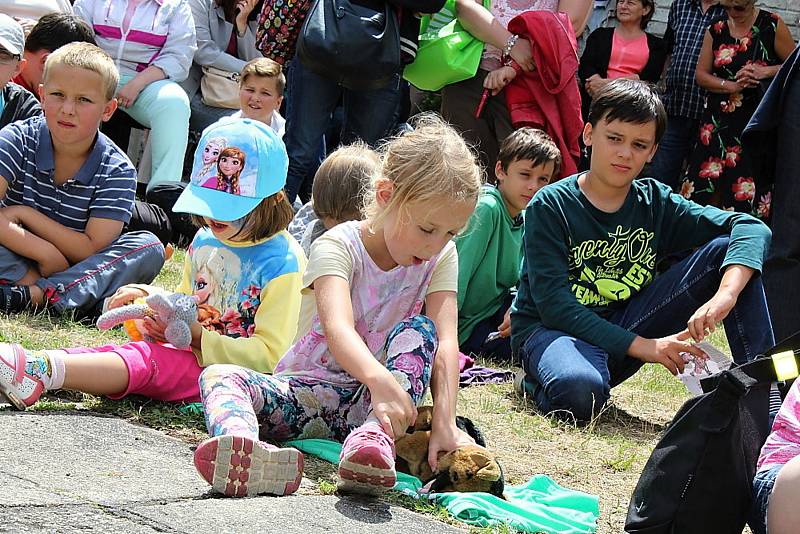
[{"left": 722, "top": 4, "right": 747, "bottom": 11}]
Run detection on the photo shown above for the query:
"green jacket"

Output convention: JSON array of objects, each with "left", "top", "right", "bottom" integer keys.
[{"left": 455, "top": 186, "right": 523, "bottom": 344}]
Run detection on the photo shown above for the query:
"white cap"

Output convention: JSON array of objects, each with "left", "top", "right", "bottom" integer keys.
[{"left": 0, "top": 14, "right": 24, "bottom": 57}]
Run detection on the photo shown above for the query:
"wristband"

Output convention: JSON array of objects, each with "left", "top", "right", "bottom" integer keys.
[
  {"left": 720, "top": 79, "right": 726, "bottom": 89},
  {"left": 503, "top": 34, "right": 519, "bottom": 60}
]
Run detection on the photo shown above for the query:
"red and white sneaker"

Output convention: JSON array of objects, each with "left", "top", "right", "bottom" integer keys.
[
  {"left": 337, "top": 423, "right": 397, "bottom": 495},
  {"left": 0, "top": 343, "right": 43, "bottom": 410},
  {"left": 194, "top": 435, "right": 304, "bottom": 497}
]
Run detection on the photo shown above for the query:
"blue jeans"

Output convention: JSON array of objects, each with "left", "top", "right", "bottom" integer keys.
[
  {"left": 460, "top": 292, "right": 514, "bottom": 361},
  {"left": 645, "top": 115, "right": 700, "bottom": 191},
  {"left": 518, "top": 237, "right": 775, "bottom": 422},
  {"left": 283, "top": 59, "right": 401, "bottom": 203},
  {"left": 751, "top": 465, "right": 782, "bottom": 534},
  {"left": 0, "top": 231, "right": 165, "bottom": 316}
]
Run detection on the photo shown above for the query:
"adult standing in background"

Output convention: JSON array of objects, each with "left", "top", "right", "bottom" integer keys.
[
  {"left": 441, "top": 0, "right": 592, "bottom": 182},
  {"left": 579, "top": 0, "right": 667, "bottom": 122},
  {"left": 183, "top": 0, "right": 263, "bottom": 134},
  {"left": 680, "top": 0, "right": 794, "bottom": 219},
  {"left": 742, "top": 44, "right": 800, "bottom": 344},
  {"left": 646, "top": 0, "right": 725, "bottom": 190}
]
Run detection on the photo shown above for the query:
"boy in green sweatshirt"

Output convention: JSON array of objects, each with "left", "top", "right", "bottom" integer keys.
[
  {"left": 456, "top": 128, "right": 561, "bottom": 360},
  {"left": 512, "top": 79, "right": 775, "bottom": 422}
]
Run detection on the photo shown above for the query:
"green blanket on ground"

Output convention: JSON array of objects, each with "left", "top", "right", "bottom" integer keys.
[{"left": 286, "top": 438, "right": 599, "bottom": 534}]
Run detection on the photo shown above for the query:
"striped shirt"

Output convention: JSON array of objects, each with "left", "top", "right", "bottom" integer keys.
[
  {"left": 662, "top": 0, "right": 726, "bottom": 119},
  {"left": 0, "top": 116, "right": 136, "bottom": 231}
]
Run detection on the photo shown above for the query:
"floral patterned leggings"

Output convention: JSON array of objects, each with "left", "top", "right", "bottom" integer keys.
[{"left": 199, "top": 315, "right": 436, "bottom": 442}]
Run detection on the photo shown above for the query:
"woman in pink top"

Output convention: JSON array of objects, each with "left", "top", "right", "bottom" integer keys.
[
  {"left": 440, "top": 0, "right": 592, "bottom": 181},
  {"left": 578, "top": 0, "right": 667, "bottom": 122}
]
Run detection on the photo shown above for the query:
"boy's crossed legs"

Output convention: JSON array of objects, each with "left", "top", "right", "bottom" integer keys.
[
  {"left": 196, "top": 315, "right": 436, "bottom": 497},
  {"left": 519, "top": 236, "right": 775, "bottom": 422},
  {"left": 0, "top": 230, "right": 164, "bottom": 316}
]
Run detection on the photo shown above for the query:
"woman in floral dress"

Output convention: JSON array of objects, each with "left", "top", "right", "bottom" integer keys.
[{"left": 680, "top": 0, "right": 794, "bottom": 221}]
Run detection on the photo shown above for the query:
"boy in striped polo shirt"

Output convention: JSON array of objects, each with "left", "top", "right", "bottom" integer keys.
[{"left": 0, "top": 42, "right": 165, "bottom": 315}]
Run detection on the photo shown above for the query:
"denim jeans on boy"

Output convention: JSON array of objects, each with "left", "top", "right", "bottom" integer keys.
[
  {"left": 283, "top": 59, "right": 401, "bottom": 203},
  {"left": 518, "top": 236, "right": 775, "bottom": 422},
  {"left": 645, "top": 115, "right": 700, "bottom": 191},
  {"left": 0, "top": 230, "right": 165, "bottom": 316}
]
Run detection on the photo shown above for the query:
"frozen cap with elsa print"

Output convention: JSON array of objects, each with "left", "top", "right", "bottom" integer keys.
[{"left": 172, "top": 117, "right": 288, "bottom": 222}]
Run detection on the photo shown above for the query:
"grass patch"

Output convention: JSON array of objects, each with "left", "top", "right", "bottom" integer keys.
[{"left": 0, "top": 247, "right": 741, "bottom": 532}]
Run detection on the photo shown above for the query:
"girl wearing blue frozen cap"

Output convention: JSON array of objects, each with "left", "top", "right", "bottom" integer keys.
[{"left": 0, "top": 120, "right": 305, "bottom": 440}]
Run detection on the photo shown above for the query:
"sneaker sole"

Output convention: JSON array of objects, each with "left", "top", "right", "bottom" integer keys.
[
  {"left": 194, "top": 435, "right": 303, "bottom": 497},
  {"left": 0, "top": 387, "right": 26, "bottom": 411},
  {"left": 337, "top": 446, "right": 396, "bottom": 495}
]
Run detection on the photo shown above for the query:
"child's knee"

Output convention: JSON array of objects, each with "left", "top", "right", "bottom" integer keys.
[
  {"left": 199, "top": 364, "right": 249, "bottom": 396},
  {"left": 544, "top": 370, "right": 609, "bottom": 422}
]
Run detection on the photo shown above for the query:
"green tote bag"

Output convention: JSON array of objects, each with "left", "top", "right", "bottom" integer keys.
[{"left": 403, "top": 0, "right": 491, "bottom": 92}]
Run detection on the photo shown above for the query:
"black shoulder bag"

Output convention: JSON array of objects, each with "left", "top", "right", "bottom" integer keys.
[
  {"left": 625, "top": 334, "right": 800, "bottom": 534},
  {"left": 296, "top": 0, "right": 401, "bottom": 91}
]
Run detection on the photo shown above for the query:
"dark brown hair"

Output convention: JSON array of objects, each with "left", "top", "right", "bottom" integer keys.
[
  {"left": 587, "top": 79, "right": 667, "bottom": 143},
  {"left": 497, "top": 127, "right": 562, "bottom": 178}
]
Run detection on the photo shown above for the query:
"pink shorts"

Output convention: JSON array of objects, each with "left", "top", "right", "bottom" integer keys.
[{"left": 66, "top": 341, "right": 203, "bottom": 402}]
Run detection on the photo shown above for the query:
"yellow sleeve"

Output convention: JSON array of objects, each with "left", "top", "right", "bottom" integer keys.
[
  {"left": 175, "top": 252, "right": 193, "bottom": 295},
  {"left": 196, "top": 271, "right": 303, "bottom": 373},
  {"left": 427, "top": 241, "right": 459, "bottom": 295}
]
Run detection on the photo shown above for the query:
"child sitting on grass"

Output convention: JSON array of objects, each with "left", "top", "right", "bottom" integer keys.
[
  {"left": 193, "top": 114, "right": 481, "bottom": 498},
  {"left": 513, "top": 79, "right": 775, "bottom": 423},
  {"left": 0, "top": 118, "right": 305, "bottom": 411},
  {"left": 288, "top": 143, "right": 379, "bottom": 256},
  {"left": 456, "top": 128, "right": 560, "bottom": 361},
  {"left": 230, "top": 57, "right": 285, "bottom": 138},
  {"left": 0, "top": 42, "right": 164, "bottom": 316}
]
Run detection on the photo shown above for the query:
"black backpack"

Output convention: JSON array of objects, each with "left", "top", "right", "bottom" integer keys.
[{"left": 625, "top": 339, "right": 799, "bottom": 534}]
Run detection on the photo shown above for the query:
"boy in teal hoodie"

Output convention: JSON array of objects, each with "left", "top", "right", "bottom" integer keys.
[
  {"left": 512, "top": 79, "right": 774, "bottom": 422},
  {"left": 456, "top": 128, "right": 561, "bottom": 360}
]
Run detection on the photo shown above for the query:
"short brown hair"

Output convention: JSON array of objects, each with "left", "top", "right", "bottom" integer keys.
[
  {"left": 43, "top": 42, "right": 119, "bottom": 101},
  {"left": 240, "top": 58, "right": 286, "bottom": 95},
  {"left": 313, "top": 143, "right": 380, "bottom": 222},
  {"left": 497, "top": 128, "right": 562, "bottom": 179},
  {"left": 191, "top": 191, "right": 294, "bottom": 242}
]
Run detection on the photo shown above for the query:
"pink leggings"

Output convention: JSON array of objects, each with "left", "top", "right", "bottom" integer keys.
[{"left": 66, "top": 341, "right": 203, "bottom": 402}]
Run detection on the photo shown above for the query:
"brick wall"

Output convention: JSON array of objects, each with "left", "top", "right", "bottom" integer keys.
[{"left": 648, "top": 0, "right": 800, "bottom": 39}]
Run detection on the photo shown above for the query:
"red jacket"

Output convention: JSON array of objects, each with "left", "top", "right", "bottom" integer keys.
[{"left": 505, "top": 11, "right": 583, "bottom": 179}]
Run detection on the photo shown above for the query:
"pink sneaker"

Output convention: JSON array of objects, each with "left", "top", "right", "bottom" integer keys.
[
  {"left": 193, "top": 435, "right": 304, "bottom": 497},
  {"left": 337, "top": 423, "right": 396, "bottom": 495},
  {"left": 0, "top": 343, "right": 43, "bottom": 411}
]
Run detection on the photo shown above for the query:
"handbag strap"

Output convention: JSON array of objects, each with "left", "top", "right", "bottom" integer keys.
[{"left": 700, "top": 348, "right": 800, "bottom": 393}]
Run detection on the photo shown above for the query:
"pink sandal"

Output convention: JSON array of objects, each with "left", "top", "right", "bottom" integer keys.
[{"left": 0, "top": 343, "right": 43, "bottom": 410}]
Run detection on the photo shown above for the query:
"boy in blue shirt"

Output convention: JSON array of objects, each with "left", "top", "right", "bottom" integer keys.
[
  {"left": 0, "top": 42, "right": 164, "bottom": 315},
  {"left": 513, "top": 79, "right": 774, "bottom": 422}
]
